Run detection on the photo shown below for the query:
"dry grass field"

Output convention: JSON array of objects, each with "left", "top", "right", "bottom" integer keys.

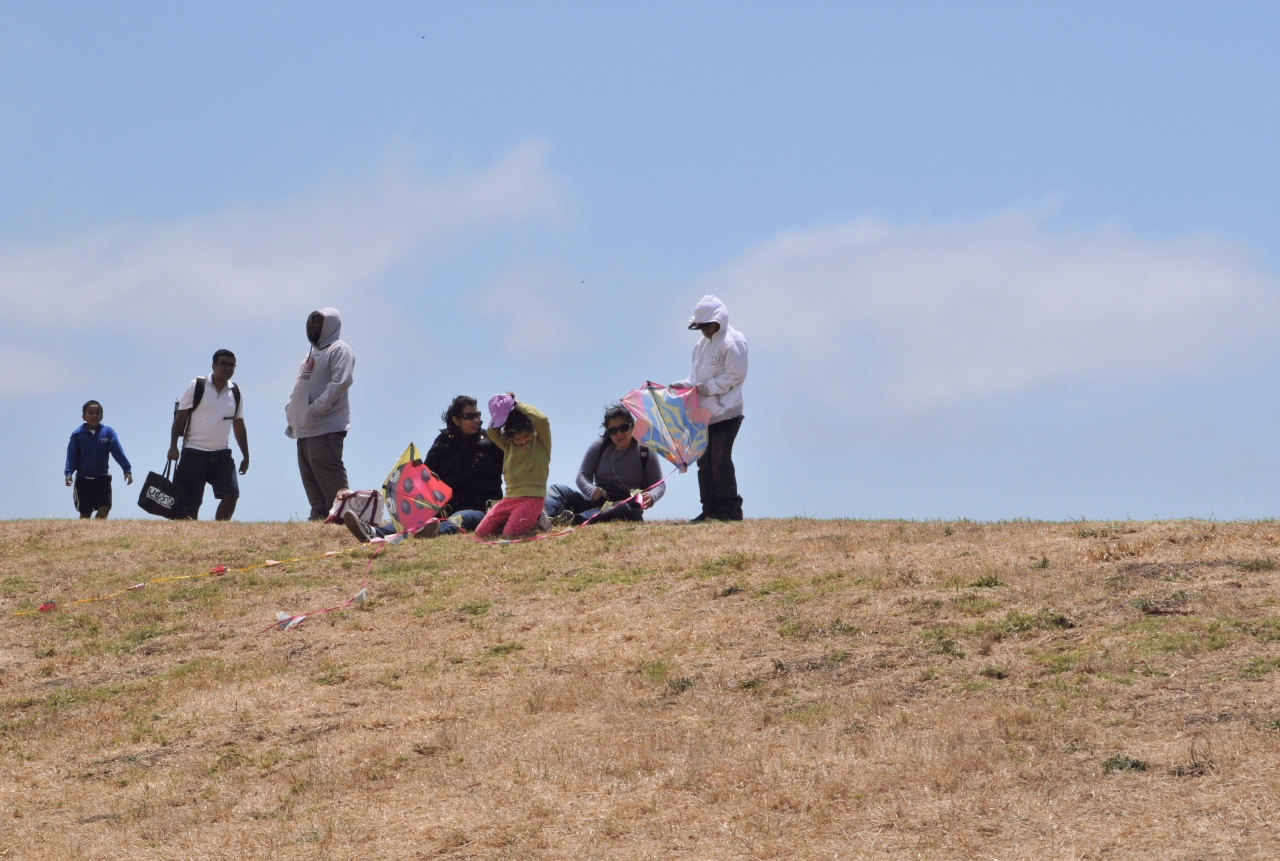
[{"left": 2, "top": 517, "right": 1279, "bottom": 860}]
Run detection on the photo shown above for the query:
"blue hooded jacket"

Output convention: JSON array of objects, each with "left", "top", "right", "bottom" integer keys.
[{"left": 65, "top": 424, "right": 132, "bottom": 479}]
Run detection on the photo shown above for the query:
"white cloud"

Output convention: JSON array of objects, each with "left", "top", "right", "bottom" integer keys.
[
  {"left": 0, "top": 141, "right": 566, "bottom": 331},
  {"left": 706, "top": 212, "right": 1280, "bottom": 414},
  {"left": 0, "top": 347, "right": 68, "bottom": 397},
  {"left": 474, "top": 262, "right": 592, "bottom": 356}
]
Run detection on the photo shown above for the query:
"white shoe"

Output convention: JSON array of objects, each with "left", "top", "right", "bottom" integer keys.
[{"left": 535, "top": 511, "right": 551, "bottom": 533}]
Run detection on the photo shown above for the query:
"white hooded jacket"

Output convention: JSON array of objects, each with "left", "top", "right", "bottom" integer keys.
[
  {"left": 673, "top": 295, "right": 747, "bottom": 423},
  {"left": 284, "top": 308, "right": 356, "bottom": 439}
]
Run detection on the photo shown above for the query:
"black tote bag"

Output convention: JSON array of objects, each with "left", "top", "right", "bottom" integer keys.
[{"left": 137, "top": 461, "right": 185, "bottom": 519}]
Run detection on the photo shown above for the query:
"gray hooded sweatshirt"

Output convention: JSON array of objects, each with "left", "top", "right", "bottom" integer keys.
[
  {"left": 284, "top": 308, "right": 355, "bottom": 439},
  {"left": 673, "top": 295, "right": 748, "bottom": 423}
]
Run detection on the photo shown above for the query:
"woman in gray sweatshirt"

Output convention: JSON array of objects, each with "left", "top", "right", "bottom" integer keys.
[{"left": 545, "top": 404, "right": 666, "bottom": 525}]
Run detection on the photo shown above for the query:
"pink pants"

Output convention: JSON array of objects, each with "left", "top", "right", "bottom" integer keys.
[{"left": 475, "top": 496, "right": 544, "bottom": 538}]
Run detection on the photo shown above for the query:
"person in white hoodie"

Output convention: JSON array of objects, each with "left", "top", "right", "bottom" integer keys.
[
  {"left": 285, "top": 308, "right": 356, "bottom": 521},
  {"left": 672, "top": 295, "right": 748, "bottom": 521}
]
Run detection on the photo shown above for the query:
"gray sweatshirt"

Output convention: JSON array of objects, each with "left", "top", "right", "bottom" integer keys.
[
  {"left": 284, "top": 308, "right": 356, "bottom": 439},
  {"left": 576, "top": 437, "right": 666, "bottom": 504}
]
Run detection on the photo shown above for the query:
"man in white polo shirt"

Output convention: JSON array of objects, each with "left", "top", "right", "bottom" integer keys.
[{"left": 167, "top": 349, "right": 250, "bottom": 520}]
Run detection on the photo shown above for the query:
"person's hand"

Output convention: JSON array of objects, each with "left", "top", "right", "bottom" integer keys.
[
  {"left": 238, "top": 456, "right": 249, "bottom": 476},
  {"left": 591, "top": 488, "right": 604, "bottom": 502},
  {"left": 639, "top": 492, "right": 654, "bottom": 509},
  {"left": 167, "top": 445, "right": 180, "bottom": 462},
  {"left": 125, "top": 473, "right": 134, "bottom": 485},
  {"left": 65, "top": 475, "right": 73, "bottom": 487}
]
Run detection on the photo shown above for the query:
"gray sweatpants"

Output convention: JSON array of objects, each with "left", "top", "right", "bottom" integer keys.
[{"left": 297, "top": 432, "right": 349, "bottom": 521}]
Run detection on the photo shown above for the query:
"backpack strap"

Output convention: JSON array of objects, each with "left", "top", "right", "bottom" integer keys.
[
  {"left": 639, "top": 445, "right": 649, "bottom": 463},
  {"left": 230, "top": 381, "right": 241, "bottom": 412},
  {"left": 176, "top": 377, "right": 207, "bottom": 444}
]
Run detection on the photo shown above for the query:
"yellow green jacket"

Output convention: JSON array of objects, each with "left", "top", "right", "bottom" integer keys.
[{"left": 486, "top": 402, "right": 551, "bottom": 498}]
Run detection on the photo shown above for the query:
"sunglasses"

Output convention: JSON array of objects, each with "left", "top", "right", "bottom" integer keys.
[
  {"left": 460, "top": 412, "right": 483, "bottom": 420},
  {"left": 606, "top": 424, "right": 634, "bottom": 436}
]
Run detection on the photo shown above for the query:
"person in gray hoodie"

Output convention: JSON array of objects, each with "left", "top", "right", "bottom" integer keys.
[
  {"left": 285, "top": 308, "right": 356, "bottom": 521},
  {"left": 672, "top": 295, "right": 748, "bottom": 521}
]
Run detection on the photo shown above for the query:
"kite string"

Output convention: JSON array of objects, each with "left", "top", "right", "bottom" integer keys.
[
  {"left": 10, "top": 545, "right": 367, "bottom": 617},
  {"left": 262, "top": 542, "right": 382, "bottom": 632},
  {"left": 466, "top": 463, "right": 680, "bottom": 547}
]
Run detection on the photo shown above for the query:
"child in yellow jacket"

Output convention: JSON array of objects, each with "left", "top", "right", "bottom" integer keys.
[{"left": 475, "top": 394, "right": 550, "bottom": 538}]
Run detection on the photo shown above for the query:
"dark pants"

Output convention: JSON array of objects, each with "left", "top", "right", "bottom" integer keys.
[
  {"left": 174, "top": 448, "right": 239, "bottom": 520},
  {"left": 544, "top": 483, "right": 643, "bottom": 524},
  {"left": 697, "top": 415, "right": 743, "bottom": 520},
  {"left": 297, "top": 432, "right": 349, "bottom": 521},
  {"left": 73, "top": 474, "right": 112, "bottom": 517}
]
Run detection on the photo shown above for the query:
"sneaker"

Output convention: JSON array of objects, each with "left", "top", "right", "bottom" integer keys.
[
  {"left": 690, "top": 512, "right": 711, "bottom": 524},
  {"left": 550, "top": 510, "right": 576, "bottom": 530},
  {"left": 413, "top": 520, "right": 440, "bottom": 539},
  {"left": 535, "top": 511, "right": 551, "bottom": 533},
  {"left": 343, "top": 510, "right": 372, "bottom": 544}
]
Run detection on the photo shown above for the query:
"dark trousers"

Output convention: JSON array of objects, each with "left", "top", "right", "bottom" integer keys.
[
  {"left": 697, "top": 415, "right": 743, "bottom": 520},
  {"left": 174, "top": 448, "right": 239, "bottom": 520},
  {"left": 73, "top": 474, "right": 112, "bottom": 517},
  {"left": 297, "top": 432, "right": 349, "bottom": 521}
]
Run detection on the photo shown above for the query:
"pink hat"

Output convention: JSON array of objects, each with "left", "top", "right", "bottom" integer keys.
[{"left": 488, "top": 393, "right": 516, "bottom": 429}]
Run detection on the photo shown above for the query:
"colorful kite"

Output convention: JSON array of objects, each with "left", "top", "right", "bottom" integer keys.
[
  {"left": 382, "top": 443, "right": 453, "bottom": 534},
  {"left": 621, "top": 382, "right": 711, "bottom": 471}
]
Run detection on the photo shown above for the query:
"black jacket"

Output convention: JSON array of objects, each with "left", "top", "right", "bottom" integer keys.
[{"left": 425, "top": 429, "right": 504, "bottom": 513}]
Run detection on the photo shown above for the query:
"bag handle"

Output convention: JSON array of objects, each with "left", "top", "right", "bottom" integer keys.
[{"left": 163, "top": 460, "right": 173, "bottom": 481}]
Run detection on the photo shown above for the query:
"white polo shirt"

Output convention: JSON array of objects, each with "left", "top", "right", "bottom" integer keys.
[{"left": 178, "top": 379, "right": 243, "bottom": 452}]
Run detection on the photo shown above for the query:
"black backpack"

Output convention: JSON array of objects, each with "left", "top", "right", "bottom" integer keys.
[{"left": 175, "top": 377, "right": 241, "bottom": 441}]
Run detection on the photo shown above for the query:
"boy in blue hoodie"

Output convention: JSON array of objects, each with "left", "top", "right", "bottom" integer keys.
[{"left": 64, "top": 400, "right": 133, "bottom": 519}]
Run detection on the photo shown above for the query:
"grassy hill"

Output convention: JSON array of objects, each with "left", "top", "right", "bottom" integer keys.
[{"left": 2, "top": 517, "right": 1279, "bottom": 859}]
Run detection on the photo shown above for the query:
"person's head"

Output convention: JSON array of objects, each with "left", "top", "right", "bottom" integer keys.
[
  {"left": 82, "top": 400, "right": 103, "bottom": 429},
  {"left": 443, "top": 395, "right": 483, "bottom": 438},
  {"left": 502, "top": 408, "right": 535, "bottom": 448},
  {"left": 687, "top": 294, "right": 727, "bottom": 339},
  {"left": 306, "top": 311, "right": 325, "bottom": 346},
  {"left": 211, "top": 349, "right": 236, "bottom": 385},
  {"left": 601, "top": 403, "right": 635, "bottom": 449}
]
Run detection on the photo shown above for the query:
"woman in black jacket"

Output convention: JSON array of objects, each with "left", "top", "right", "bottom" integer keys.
[
  {"left": 344, "top": 395, "right": 506, "bottom": 543},
  {"left": 425, "top": 395, "right": 504, "bottom": 534}
]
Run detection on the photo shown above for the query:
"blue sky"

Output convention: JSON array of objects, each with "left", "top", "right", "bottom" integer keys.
[{"left": 4, "top": 1, "right": 1280, "bottom": 521}]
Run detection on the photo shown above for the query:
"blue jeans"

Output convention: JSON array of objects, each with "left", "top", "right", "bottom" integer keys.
[
  {"left": 440, "top": 509, "right": 485, "bottom": 534},
  {"left": 372, "top": 508, "right": 485, "bottom": 537},
  {"left": 544, "top": 484, "right": 643, "bottom": 524},
  {"left": 544, "top": 484, "right": 594, "bottom": 519}
]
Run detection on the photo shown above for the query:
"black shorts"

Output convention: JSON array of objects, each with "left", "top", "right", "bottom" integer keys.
[
  {"left": 74, "top": 474, "right": 112, "bottom": 515},
  {"left": 174, "top": 448, "right": 239, "bottom": 518}
]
